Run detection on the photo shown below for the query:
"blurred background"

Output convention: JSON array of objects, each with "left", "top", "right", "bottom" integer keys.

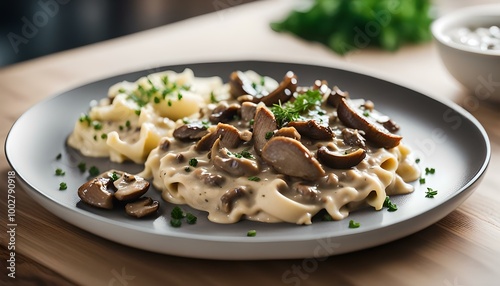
[{"left": 0, "top": 0, "right": 259, "bottom": 67}]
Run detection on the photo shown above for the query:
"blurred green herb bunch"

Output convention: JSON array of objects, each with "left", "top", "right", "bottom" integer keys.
[{"left": 271, "top": 0, "right": 433, "bottom": 55}]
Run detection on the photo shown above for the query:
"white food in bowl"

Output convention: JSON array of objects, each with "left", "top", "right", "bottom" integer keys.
[{"left": 431, "top": 4, "right": 500, "bottom": 103}]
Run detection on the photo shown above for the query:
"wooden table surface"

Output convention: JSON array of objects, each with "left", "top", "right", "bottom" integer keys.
[{"left": 1, "top": 0, "right": 499, "bottom": 285}]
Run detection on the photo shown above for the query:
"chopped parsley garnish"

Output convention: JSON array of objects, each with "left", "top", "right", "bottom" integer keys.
[
  {"left": 415, "top": 158, "right": 421, "bottom": 163},
  {"left": 419, "top": 178, "right": 426, "bottom": 184},
  {"left": 210, "top": 91, "right": 219, "bottom": 103},
  {"left": 101, "top": 133, "right": 107, "bottom": 140},
  {"left": 248, "top": 176, "right": 261, "bottom": 182},
  {"left": 125, "top": 120, "right": 131, "bottom": 128},
  {"left": 110, "top": 172, "right": 121, "bottom": 181},
  {"left": 322, "top": 214, "right": 333, "bottom": 221},
  {"left": 349, "top": 220, "right": 360, "bottom": 228},
  {"left": 228, "top": 149, "right": 254, "bottom": 159},
  {"left": 55, "top": 168, "right": 65, "bottom": 176},
  {"left": 77, "top": 162, "right": 86, "bottom": 173},
  {"left": 89, "top": 166, "right": 100, "bottom": 177},
  {"left": 186, "top": 213, "right": 197, "bottom": 224},
  {"left": 79, "top": 114, "right": 92, "bottom": 126},
  {"left": 363, "top": 110, "right": 370, "bottom": 117},
  {"left": 265, "top": 131, "right": 274, "bottom": 140},
  {"left": 383, "top": 196, "right": 398, "bottom": 212},
  {"left": 425, "top": 188, "right": 438, "bottom": 198},
  {"left": 170, "top": 219, "right": 182, "bottom": 228},
  {"left": 425, "top": 167, "right": 436, "bottom": 175},
  {"left": 171, "top": 206, "right": 185, "bottom": 219},
  {"left": 92, "top": 121, "right": 103, "bottom": 130},
  {"left": 56, "top": 153, "right": 62, "bottom": 160},
  {"left": 189, "top": 158, "right": 198, "bottom": 167},
  {"left": 271, "top": 89, "right": 323, "bottom": 127},
  {"left": 184, "top": 166, "right": 191, "bottom": 172},
  {"left": 247, "top": 229, "right": 257, "bottom": 237},
  {"left": 59, "top": 182, "right": 67, "bottom": 190},
  {"left": 170, "top": 206, "right": 197, "bottom": 227}
]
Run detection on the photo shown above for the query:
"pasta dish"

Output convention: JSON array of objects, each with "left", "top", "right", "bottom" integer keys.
[{"left": 68, "top": 68, "right": 420, "bottom": 224}]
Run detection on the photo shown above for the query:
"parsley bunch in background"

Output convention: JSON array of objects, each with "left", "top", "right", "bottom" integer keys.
[{"left": 271, "top": 0, "right": 433, "bottom": 55}]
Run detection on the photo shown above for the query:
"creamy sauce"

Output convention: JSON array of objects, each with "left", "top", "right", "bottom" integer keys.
[{"left": 70, "top": 69, "right": 420, "bottom": 225}]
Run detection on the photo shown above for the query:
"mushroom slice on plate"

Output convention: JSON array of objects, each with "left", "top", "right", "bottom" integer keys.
[
  {"left": 211, "top": 138, "right": 259, "bottom": 177},
  {"left": 195, "top": 123, "right": 246, "bottom": 151},
  {"left": 287, "top": 120, "right": 333, "bottom": 140},
  {"left": 253, "top": 104, "right": 277, "bottom": 155},
  {"left": 125, "top": 197, "right": 159, "bottom": 218},
  {"left": 78, "top": 177, "right": 114, "bottom": 209},
  {"left": 113, "top": 172, "right": 150, "bottom": 201},
  {"left": 336, "top": 97, "right": 402, "bottom": 149},
  {"left": 173, "top": 122, "right": 209, "bottom": 142},
  {"left": 317, "top": 146, "right": 366, "bottom": 169},
  {"left": 262, "top": 136, "right": 325, "bottom": 181}
]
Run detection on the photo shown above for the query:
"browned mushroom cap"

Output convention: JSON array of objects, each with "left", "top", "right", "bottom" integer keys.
[
  {"left": 326, "top": 86, "right": 349, "bottom": 108},
  {"left": 211, "top": 138, "right": 259, "bottom": 177},
  {"left": 287, "top": 120, "right": 334, "bottom": 140},
  {"left": 113, "top": 172, "right": 150, "bottom": 201},
  {"left": 209, "top": 102, "right": 241, "bottom": 124},
  {"left": 274, "top": 126, "right": 301, "bottom": 141},
  {"left": 195, "top": 123, "right": 244, "bottom": 151},
  {"left": 337, "top": 97, "right": 402, "bottom": 149},
  {"left": 78, "top": 177, "right": 114, "bottom": 209},
  {"left": 173, "top": 122, "right": 209, "bottom": 142},
  {"left": 257, "top": 71, "right": 297, "bottom": 106},
  {"left": 317, "top": 146, "right": 366, "bottom": 169},
  {"left": 125, "top": 197, "right": 159, "bottom": 218},
  {"left": 252, "top": 104, "right": 277, "bottom": 155},
  {"left": 220, "top": 186, "right": 249, "bottom": 213},
  {"left": 262, "top": 136, "right": 325, "bottom": 181},
  {"left": 229, "top": 71, "right": 297, "bottom": 106}
]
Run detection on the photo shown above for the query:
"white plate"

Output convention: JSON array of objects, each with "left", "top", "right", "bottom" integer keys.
[{"left": 5, "top": 61, "right": 490, "bottom": 260}]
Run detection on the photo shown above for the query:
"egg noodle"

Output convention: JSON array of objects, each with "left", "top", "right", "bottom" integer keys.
[{"left": 68, "top": 68, "right": 420, "bottom": 224}]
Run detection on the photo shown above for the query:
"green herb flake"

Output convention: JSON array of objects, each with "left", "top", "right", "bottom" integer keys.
[
  {"left": 171, "top": 206, "right": 185, "bottom": 220},
  {"left": 363, "top": 110, "right": 370, "bottom": 117},
  {"left": 425, "top": 188, "right": 438, "bottom": 198},
  {"left": 170, "top": 218, "right": 182, "bottom": 228},
  {"left": 168, "top": 100, "right": 172, "bottom": 107},
  {"left": 184, "top": 166, "right": 191, "bottom": 172},
  {"left": 415, "top": 158, "right": 421, "bottom": 163},
  {"left": 186, "top": 213, "right": 197, "bottom": 224},
  {"left": 92, "top": 121, "right": 103, "bottom": 130},
  {"left": 79, "top": 114, "right": 92, "bottom": 126},
  {"left": 322, "top": 214, "right": 333, "bottom": 221},
  {"left": 271, "top": 90, "right": 323, "bottom": 127},
  {"left": 419, "top": 178, "right": 426, "bottom": 184},
  {"left": 247, "top": 229, "right": 257, "bottom": 237},
  {"left": 248, "top": 176, "right": 261, "bottom": 182},
  {"left": 110, "top": 172, "right": 121, "bottom": 181},
  {"left": 55, "top": 168, "right": 65, "bottom": 176},
  {"left": 154, "top": 97, "right": 160, "bottom": 104},
  {"left": 425, "top": 167, "right": 436, "bottom": 175},
  {"left": 56, "top": 153, "right": 62, "bottom": 160},
  {"left": 210, "top": 91, "right": 219, "bottom": 103},
  {"left": 101, "top": 133, "right": 108, "bottom": 140},
  {"left": 77, "top": 162, "right": 86, "bottom": 173},
  {"left": 265, "top": 131, "right": 274, "bottom": 140},
  {"left": 59, "top": 182, "right": 67, "bottom": 191},
  {"left": 135, "top": 109, "right": 141, "bottom": 116},
  {"left": 89, "top": 166, "right": 100, "bottom": 177},
  {"left": 383, "top": 196, "right": 398, "bottom": 212},
  {"left": 189, "top": 158, "right": 198, "bottom": 167},
  {"left": 177, "top": 92, "right": 183, "bottom": 100},
  {"left": 349, "top": 220, "right": 360, "bottom": 229}
]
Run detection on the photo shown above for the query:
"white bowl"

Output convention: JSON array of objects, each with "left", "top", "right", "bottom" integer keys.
[{"left": 432, "top": 4, "right": 500, "bottom": 103}]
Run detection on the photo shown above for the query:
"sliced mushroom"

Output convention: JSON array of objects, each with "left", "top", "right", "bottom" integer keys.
[
  {"left": 274, "top": 126, "right": 301, "bottom": 141},
  {"left": 173, "top": 122, "right": 209, "bottom": 142},
  {"left": 195, "top": 123, "right": 244, "bottom": 151},
  {"left": 211, "top": 138, "right": 259, "bottom": 177},
  {"left": 326, "top": 86, "right": 349, "bottom": 108},
  {"left": 220, "top": 186, "right": 249, "bottom": 213},
  {"left": 336, "top": 97, "right": 402, "bottom": 148},
  {"left": 125, "top": 197, "right": 159, "bottom": 218},
  {"left": 209, "top": 102, "right": 241, "bottom": 124},
  {"left": 317, "top": 146, "right": 366, "bottom": 169},
  {"left": 113, "top": 172, "right": 150, "bottom": 201},
  {"left": 193, "top": 168, "right": 226, "bottom": 187},
  {"left": 241, "top": 101, "right": 257, "bottom": 122},
  {"left": 252, "top": 104, "right": 277, "bottom": 155},
  {"left": 78, "top": 177, "right": 114, "bottom": 209},
  {"left": 287, "top": 120, "right": 333, "bottom": 140},
  {"left": 230, "top": 71, "right": 297, "bottom": 106},
  {"left": 262, "top": 136, "right": 325, "bottom": 181},
  {"left": 342, "top": 128, "right": 366, "bottom": 148}
]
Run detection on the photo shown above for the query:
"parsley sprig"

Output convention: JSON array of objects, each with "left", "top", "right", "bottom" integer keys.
[{"left": 271, "top": 90, "right": 323, "bottom": 127}]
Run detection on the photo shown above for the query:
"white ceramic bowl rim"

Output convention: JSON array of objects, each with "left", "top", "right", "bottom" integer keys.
[{"left": 431, "top": 4, "right": 500, "bottom": 56}]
